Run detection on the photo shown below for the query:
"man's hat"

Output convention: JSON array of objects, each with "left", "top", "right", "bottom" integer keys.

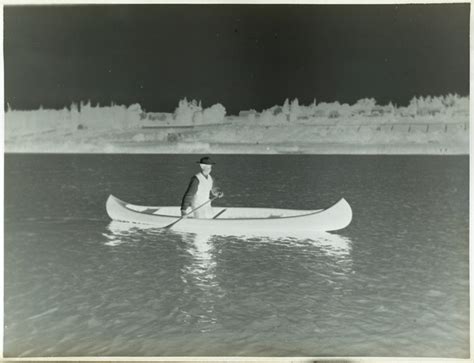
[{"left": 197, "top": 156, "right": 216, "bottom": 165}]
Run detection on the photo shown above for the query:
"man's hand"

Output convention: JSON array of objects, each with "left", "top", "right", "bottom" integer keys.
[{"left": 212, "top": 187, "right": 224, "bottom": 198}]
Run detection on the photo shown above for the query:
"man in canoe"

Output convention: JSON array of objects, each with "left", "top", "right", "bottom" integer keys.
[{"left": 180, "top": 156, "right": 224, "bottom": 218}]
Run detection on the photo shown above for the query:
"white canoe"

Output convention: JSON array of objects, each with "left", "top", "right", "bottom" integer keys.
[{"left": 106, "top": 194, "right": 352, "bottom": 233}]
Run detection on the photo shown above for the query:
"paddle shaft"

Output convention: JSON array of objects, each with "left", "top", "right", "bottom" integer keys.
[{"left": 164, "top": 195, "right": 219, "bottom": 229}]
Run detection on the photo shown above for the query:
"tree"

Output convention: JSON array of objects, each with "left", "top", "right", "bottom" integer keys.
[
  {"left": 282, "top": 98, "right": 290, "bottom": 115},
  {"left": 289, "top": 98, "right": 300, "bottom": 121}
]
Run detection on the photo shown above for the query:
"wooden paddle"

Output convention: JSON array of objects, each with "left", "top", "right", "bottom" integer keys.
[{"left": 164, "top": 194, "right": 221, "bottom": 229}]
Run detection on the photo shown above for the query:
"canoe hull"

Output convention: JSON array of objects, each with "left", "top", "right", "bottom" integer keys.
[{"left": 106, "top": 195, "right": 352, "bottom": 232}]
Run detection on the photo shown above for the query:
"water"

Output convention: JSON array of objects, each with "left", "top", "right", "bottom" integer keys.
[{"left": 4, "top": 154, "right": 469, "bottom": 357}]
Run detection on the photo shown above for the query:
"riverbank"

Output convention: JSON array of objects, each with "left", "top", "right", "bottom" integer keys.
[{"left": 5, "top": 119, "right": 469, "bottom": 154}]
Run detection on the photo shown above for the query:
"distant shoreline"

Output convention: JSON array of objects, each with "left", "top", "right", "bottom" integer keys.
[{"left": 5, "top": 99, "right": 469, "bottom": 155}]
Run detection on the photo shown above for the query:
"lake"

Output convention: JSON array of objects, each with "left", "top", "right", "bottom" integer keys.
[{"left": 4, "top": 154, "right": 469, "bottom": 357}]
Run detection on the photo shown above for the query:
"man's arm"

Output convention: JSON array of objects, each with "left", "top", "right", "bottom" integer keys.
[{"left": 181, "top": 176, "right": 199, "bottom": 214}]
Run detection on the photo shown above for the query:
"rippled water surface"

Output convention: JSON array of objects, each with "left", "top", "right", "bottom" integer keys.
[{"left": 4, "top": 154, "right": 469, "bottom": 357}]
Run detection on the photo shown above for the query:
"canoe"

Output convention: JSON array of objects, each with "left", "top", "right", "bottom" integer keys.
[{"left": 106, "top": 194, "right": 352, "bottom": 233}]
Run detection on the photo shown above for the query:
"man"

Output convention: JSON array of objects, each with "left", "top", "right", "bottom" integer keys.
[{"left": 181, "top": 156, "right": 224, "bottom": 218}]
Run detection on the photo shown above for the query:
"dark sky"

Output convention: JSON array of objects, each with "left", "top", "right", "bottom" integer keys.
[{"left": 4, "top": 3, "right": 470, "bottom": 114}]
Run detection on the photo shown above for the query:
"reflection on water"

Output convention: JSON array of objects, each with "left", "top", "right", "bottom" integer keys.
[
  {"left": 104, "top": 221, "right": 353, "bottom": 258},
  {"left": 102, "top": 221, "right": 354, "bottom": 333},
  {"left": 183, "top": 231, "right": 215, "bottom": 268},
  {"left": 102, "top": 221, "right": 145, "bottom": 246},
  {"left": 104, "top": 221, "right": 353, "bottom": 263},
  {"left": 179, "top": 232, "right": 220, "bottom": 332}
]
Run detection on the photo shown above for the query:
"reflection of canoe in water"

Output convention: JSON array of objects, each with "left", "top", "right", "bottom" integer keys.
[{"left": 106, "top": 194, "right": 352, "bottom": 232}]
